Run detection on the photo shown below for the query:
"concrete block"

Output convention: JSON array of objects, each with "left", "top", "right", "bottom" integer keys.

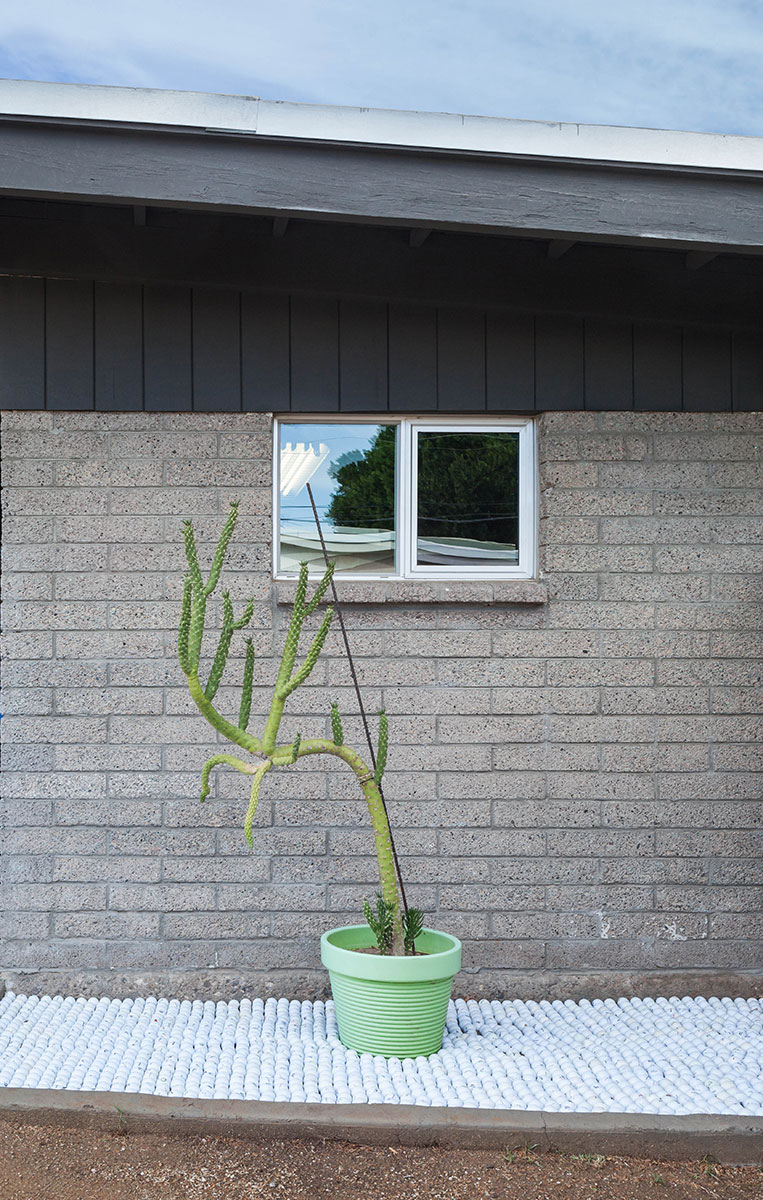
[
  {"left": 654, "top": 488, "right": 762, "bottom": 516},
  {"left": 381, "top": 686, "right": 489, "bottom": 710},
  {"left": 6, "top": 883, "right": 107, "bottom": 911},
  {"left": 541, "top": 462, "right": 598, "bottom": 488},
  {"left": 163, "top": 856, "right": 271, "bottom": 883},
  {"left": 2, "top": 856, "right": 54, "bottom": 883},
  {"left": 655, "top": 434, "right": 757, "bottom": 462},
  {"left": 543, "top": 488, "right": 652, "bottom": 516},
  {"left": 54, "top": 459, "right": 163, "bottom": 487},
  {"left": 545, "top": 546, "right": 652, "bottom": 573},
  {"left": 54, "top": 912, "right": 161, "bottom": 938},
  {"left": 109, "top": 884, "right": 217, "bottom": 911},
  {"left": 439, "top": 885, "right": 545, "bottom": 911},
  {"left": 599, "top": 858, "right": 707, "bottom": 885},
  {"left": 440, "top": 829, "right": 545, "bottom": 857},
  {"left": 547, "top": 829, "right": 655, "bottom": 857},
  {"left": 53, "top": 856, "right": 162, "bottom": 883},
  {"left": 163, "top": 912, "right": 271, "bottom": 939},
  {"left": 540, "top": 518, "right": 600, "bottom": 544},
  {"left": 548, "top": 773, "right": 655, "bottom": 800},
  {"left": 3, "top": 573, "right": 53, "bottom": 600},
  {"left": 218, "top": 884, "right": 326, "bottom": 912},
  {"left": 546, "top": 574, "right": 600, "bottom": 601},
  {"left": 655, "top": 885, "right": 762, "bottom": 912}
]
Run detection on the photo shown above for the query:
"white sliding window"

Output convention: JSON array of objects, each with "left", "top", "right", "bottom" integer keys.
[{"left": 274, "top": 416, "right": 536, "bottom": 581}]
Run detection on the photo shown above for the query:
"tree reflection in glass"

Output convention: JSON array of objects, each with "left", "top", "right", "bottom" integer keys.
[{"left": 415, "top": 431, "right": 519, "bottom": 567}]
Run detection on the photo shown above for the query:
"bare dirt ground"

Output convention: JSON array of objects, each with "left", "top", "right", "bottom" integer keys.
[{"left": 1, "top": 1122, "right": 761, "bottom": 1200}]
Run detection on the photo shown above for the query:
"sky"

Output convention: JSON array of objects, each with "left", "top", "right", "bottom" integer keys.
[{"left": 0, "top": 1, "right": 761, "bottom": 136}]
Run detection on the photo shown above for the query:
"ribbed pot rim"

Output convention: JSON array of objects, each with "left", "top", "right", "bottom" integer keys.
[{"left": 321, "top": 924, "right": 462, "bottom": 983}]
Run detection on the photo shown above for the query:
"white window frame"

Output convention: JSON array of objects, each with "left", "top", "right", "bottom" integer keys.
[{"left": 273, "top": 414, "right": 537, "bottom": 581}]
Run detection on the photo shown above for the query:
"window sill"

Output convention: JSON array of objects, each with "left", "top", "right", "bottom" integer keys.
[{"left": 274, "top": 579, "right": 548, "bottom": 606}]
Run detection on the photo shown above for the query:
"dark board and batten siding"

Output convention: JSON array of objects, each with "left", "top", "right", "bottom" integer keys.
[{"left": 0, "top": 275, "right": 760, "bottom": 413}]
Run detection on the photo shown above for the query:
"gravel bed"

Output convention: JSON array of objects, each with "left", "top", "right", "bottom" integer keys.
[{"left": 0, "top": 990, "right": 760, "bottom": 1116}]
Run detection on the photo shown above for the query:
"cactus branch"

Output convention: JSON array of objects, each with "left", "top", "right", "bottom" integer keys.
[
  {"left": 239, "top": 638, "right": 254, "bottom": 731},
  {"left": 186, "top": 672, "right": 261, "bottom": 757},
  {"left": 304, "top": 561, "right": 335, "bottom": 615},
  {"left": 204, "top": 500, "right": 240, "bottom": 596},
  {"left": 244, "top": 760, "right": 272, "bottom": 847},
  {"left": 205, "top": 591, "right": 234, "bottom": 701},
  {"left": 200, "top": 752, "right": 256, "bottom": 803},
  {"left": 177, "top": 576, "right": 193, "bottom": 675},
  {"left": 330, "top": 701, "right": 343, "bottom": 746},
  {"left": 282, "top": 607, "right": 333, "bottom": 696},
  {"left": 373, "top": 710, "right": 388, "bottom": 787},
  {"left": 233, "top": 598, "right": 255, "bottom": 630},
  {"left": 276, "top": 563, "right": 308, "bottom": 692},
  {"left": 182, "top": 520, "right": 204, "bottom": 595},
  {"left": 262, "top": 573, "right": 334, "bottom": 752},
  {"left": 188, "top": 589, "right": 207, "bottom": 673},
  {"left": 205, "top": 592, "right": 254, "bottom": 702}
]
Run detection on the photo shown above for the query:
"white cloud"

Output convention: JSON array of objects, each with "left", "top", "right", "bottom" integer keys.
[{"left": 0, "top": 0, "right": 761, "bottom": 134}]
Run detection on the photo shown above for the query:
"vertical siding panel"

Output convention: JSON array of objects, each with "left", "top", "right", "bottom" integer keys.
[
  {"left": 241, "top": 292, "right": 290, "bottom": 411},
  {"left": 192, "top": 287, "right": 241, "bottom": 412},
  {"left": 46, "top": 279, "right": 94, "bottom": 409},
  {"left": 633, "top": 325, "right": 682, "bottom": 411},
  {"left": 585, "top": 318, "right": 633, "bottom": 410},
  {"left": 94, "top": 282, "right": 143, "bottom": 411},
  {"left": 731, "top": 331, "right": 763, "bottom": 412},
  {"left": 437, "top": 308, "right": 485, "bottom": 411},
  {"left": 535, "top": 315, "right": 584, "bottom": 410},
  {"left": 683, "top": 328, "right": 732, "bottom": 411},
  {"left": 388, "top": 302, "right": 437, "bottom": 411},
  {"left": 485, "top": 311, "right": 535, "bottom": 412},
  {"left": 339, "top": 298, "right": 388, "bottom": 411},
  {"left": 290, "top": 295, "right": 339, "bottom": 411},
  {"left": 143, "top": 285, "right": 192, "bottom": 411},
  {"left": 0, "top": 276, "right": 44, "bottom": 408}
]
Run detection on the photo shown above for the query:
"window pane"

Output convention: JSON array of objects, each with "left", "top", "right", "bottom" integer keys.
[
  {"left": 279, "top": 423, "right": 397, "bottom": 575},
  {"left": 416, "top": 431, "right": 520, "bottom": 567}
]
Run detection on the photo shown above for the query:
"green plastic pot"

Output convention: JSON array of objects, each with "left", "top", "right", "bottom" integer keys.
[{"left": 321, "top": 924, "right": 462, "bottom": 1058}]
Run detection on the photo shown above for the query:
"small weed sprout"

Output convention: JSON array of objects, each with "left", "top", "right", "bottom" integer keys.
[
  {"left": 504, "top": 1142, "right": 540, "bottom": 1165},
  {"left": 570, "top": 1153, "right": 606, "bottom": 1167},
  {"left": 696, "top": 1154, "right": 719, "bottom": 1179}
]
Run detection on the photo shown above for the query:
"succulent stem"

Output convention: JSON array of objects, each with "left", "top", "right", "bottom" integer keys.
[{"left": 178, "top": 504, "right": 404, "bottom": 952}]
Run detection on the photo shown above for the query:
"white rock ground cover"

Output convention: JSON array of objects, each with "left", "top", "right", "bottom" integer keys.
[{"left": 0, "top": 991, "right": 761, "bottom": 1116}]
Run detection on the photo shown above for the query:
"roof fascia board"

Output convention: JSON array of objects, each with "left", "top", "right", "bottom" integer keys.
[
  {"left": 1, "top": 77, "right": 762, "bottom": 175},
  {"left": 0, "top": 119, "right": 762, "bottom": 251}
]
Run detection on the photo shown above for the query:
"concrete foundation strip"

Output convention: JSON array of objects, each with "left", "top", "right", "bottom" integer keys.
[{"left": 0, "top": 1088, "right": 761, "bottom": 1164}]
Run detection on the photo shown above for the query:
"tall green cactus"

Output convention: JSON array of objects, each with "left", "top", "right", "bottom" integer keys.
[{"left": 178, "top": 501, "right": 404, "bottom": 953}]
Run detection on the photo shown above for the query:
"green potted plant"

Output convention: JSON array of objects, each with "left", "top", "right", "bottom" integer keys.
[{"left": 177, "top": 501, "right": 461, "bottom": 1057}]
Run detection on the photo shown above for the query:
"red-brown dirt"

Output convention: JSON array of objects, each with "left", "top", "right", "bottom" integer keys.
[{"left": 1, "top": 1121, "right": 761, "bottom": 1200}]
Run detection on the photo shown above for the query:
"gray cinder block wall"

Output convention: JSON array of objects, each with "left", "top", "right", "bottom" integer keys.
[{"left": 1, "top": 408, "right": 761, "bottom": 999}]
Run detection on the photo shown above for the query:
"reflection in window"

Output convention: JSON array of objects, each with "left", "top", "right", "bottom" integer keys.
[
  {"left": 279, "top": 423, "right": 396, "bottom": 575},
  {"left": 416, "top": 431, "right": 519, "bottom": 567}
]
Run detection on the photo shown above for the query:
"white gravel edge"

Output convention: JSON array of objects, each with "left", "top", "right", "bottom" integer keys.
[{"left": 0, "top": 991, "right": 761, "bottom": 1116}]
